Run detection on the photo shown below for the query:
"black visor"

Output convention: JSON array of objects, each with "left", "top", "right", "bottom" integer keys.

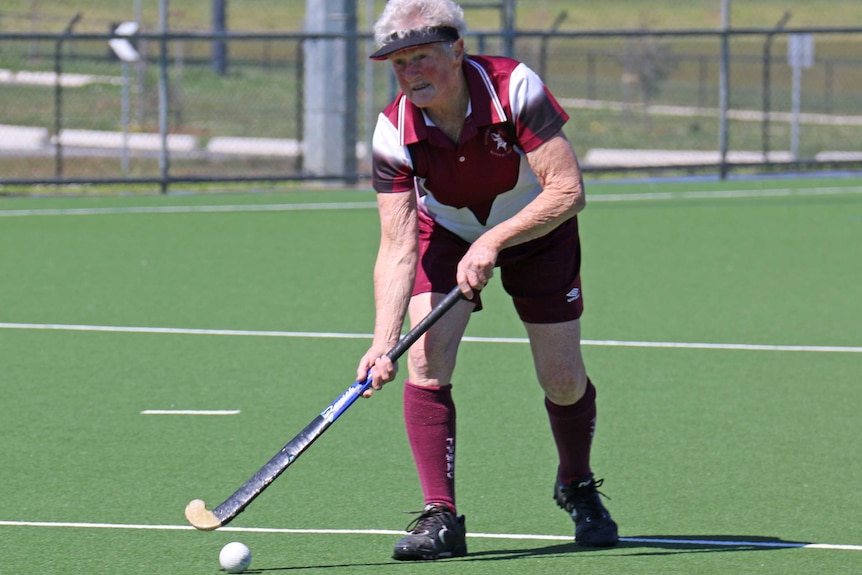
[{"left": 370, "top": 26, "right": 460, "bottom": 60}]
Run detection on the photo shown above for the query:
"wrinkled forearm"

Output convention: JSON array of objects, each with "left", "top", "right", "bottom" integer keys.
[
  {"left": 372, "top": 191, "right": 419, "bottom": 349},
  {"left": 477, "top": 133, "right": 585, "bottom": 252}
]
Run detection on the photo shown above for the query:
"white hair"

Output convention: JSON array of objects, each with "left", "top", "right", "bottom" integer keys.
[{"left": 373, "top": 0, "right": 467, "bottom": 47}]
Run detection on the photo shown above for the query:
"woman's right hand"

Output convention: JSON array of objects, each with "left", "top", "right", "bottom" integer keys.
[{"left": 356, "top": 347, "right": 399, "bottom": 397}]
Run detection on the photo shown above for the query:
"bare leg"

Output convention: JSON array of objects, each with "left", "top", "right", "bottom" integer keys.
[
  {"left": 406, "top": 292, "right": 474, "bottom": 387},
  {"left": 524, "top": 318, "right": 588, "bottom": 406}
]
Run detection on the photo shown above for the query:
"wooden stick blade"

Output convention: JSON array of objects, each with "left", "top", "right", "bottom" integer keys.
[{"left": 185, "top": 499, "right": 222, "bottom": 531}]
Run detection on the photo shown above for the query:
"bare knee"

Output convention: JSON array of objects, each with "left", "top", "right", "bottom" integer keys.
[
  {"left": 540, "top": 371, "right": 588, "bottom": 406},
  {"left": 405, "top": 328, "right": 459, "bottom": 387},
  {"left": 525, "top": 319, "right": 589, "bottom": 406}
]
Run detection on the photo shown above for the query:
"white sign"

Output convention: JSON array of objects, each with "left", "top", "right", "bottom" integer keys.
[
  {"left": 787, "top": 33, "right": 815, "bottom": 69},
  {"left": 109, "top": 21, "right": 140, "bottom": 63}
]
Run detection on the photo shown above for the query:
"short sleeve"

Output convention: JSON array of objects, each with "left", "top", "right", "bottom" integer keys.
[
  {"left": 509, "top": 63, "right": 569, "bottom": 153},
  {"left": 371, "top": 112, "right": 415, "bottom": 194}
]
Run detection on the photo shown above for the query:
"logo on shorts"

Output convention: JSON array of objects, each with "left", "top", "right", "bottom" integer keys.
[{"left": 566, "top": 288, "right": 581, "bottom": 303}]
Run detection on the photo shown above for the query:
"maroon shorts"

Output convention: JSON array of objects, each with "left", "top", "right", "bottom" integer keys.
[{"left": 413, "top": 212, "right": 584, "bottom": 323}]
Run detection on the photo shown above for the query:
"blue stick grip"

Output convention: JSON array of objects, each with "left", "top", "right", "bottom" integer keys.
[
  {"left": 320, "top": 377, "right": 372, "bottom": 422},
  {"left": 322, "top": 286, "right": 463, "bottom": 423}
]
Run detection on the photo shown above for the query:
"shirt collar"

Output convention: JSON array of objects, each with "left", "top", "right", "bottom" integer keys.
[{"left": 397, "top": 56, "right": 508, "bottom": 146}]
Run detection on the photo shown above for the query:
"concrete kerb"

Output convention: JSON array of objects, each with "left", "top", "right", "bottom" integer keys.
[{"left": 0, "top": 125, "right": 50, "bottom": 151}]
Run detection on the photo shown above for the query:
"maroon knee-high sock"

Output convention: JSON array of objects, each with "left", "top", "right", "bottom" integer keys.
[
  {"left": 403, "top": 380, "right": 457, "bottom": 513},
  {"left": 545, "top": 380, "right": 597, "bottom": 485}
]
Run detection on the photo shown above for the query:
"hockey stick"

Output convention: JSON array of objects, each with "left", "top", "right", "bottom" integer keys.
[{"left": 185, "top": 286, "right": 464, "bottom": 530}]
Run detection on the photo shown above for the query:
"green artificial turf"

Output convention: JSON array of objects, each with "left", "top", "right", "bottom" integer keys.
[{"left": 0, "top": 176, "right": 859, "bottom": 574}]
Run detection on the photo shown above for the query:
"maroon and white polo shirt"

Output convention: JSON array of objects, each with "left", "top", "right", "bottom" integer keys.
[{"left": 372, "top": 55, "right": 570, "bottom": 243}]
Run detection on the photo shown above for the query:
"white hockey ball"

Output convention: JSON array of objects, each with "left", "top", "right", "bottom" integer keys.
[{"left": 219, "top": 541, "right": 252, "bottom": 573}]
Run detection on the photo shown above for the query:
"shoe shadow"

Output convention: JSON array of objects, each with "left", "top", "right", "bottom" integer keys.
[
  {"left": 461, "top": 534, "right": 810, "bottom": 562},
  {"left": 614, "top": 534, "right": 811, "bottom": 557},
  {"left": 250, "top": 535, "right": 809, "bottom": 571}
]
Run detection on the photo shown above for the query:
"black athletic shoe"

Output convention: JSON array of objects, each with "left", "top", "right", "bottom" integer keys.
[
  {"left": 392, "top": 504, "right": 467, "bottom": 561},
  {"left": 554, "top": 476, "right": 619, "bottom": 547}
]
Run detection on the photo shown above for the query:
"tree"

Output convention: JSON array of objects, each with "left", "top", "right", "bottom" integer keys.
[{"left": 621, "top": 34, "right": 676, "bottom": 130}]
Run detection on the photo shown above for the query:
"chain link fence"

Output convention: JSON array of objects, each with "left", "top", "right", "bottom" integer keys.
[
  {"left": 529, "top": 28, "right": 862, "bottom": 172},
  {"left": 1, "top": 2, "right": 860, "bottom": 191}
]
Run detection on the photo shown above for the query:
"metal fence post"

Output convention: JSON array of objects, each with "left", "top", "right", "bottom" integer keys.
[
  {"left": 303, "top": 0, "right": 358, "bottom": 182},
  {"left": 212, "top": 0, "right": 227, "bottom": 75},
  {"left": 761, "top": 12, "right": 791, "bottom": 162},
  {"left": 718, "top": 0, "right": 730, "bottom": 180},
  {"left": 158, "top": 0, "right": 170, "bottom": 193},
  {"left": 53, "top": 13, "right": 82, "bottom": 178},
  {"left": 502, "top": 0, "right": 515, "bottom": 58},
  {"left": 539, "top": 11, "right": 567, "bottom": 80}
]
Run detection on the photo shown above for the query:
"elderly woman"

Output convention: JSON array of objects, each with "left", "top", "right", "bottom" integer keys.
[{"left": 356, "top": 0, "right": 619, "bottom": 560}]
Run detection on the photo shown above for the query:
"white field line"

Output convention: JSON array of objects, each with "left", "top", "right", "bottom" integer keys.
[
  {"left": 588, "top": 185, "right": 862, "bottom": 202},
  {"left": 1, "top": 186, "right": 862, "bottom": 218},
  {"left": 0, "top": 201, "right": 378, "bottom": 218},
  {"left": 0, "top": 322, "right": 860, "bottom": 353},
  {"left": 140, "top": 410, "right": 240, "bottom": 416},
  {"left": 0, "top": 323, "right": 370, "bottom": 340},
  {"left": 0, "top": 520, "right": 858, "bottom": 551}
]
